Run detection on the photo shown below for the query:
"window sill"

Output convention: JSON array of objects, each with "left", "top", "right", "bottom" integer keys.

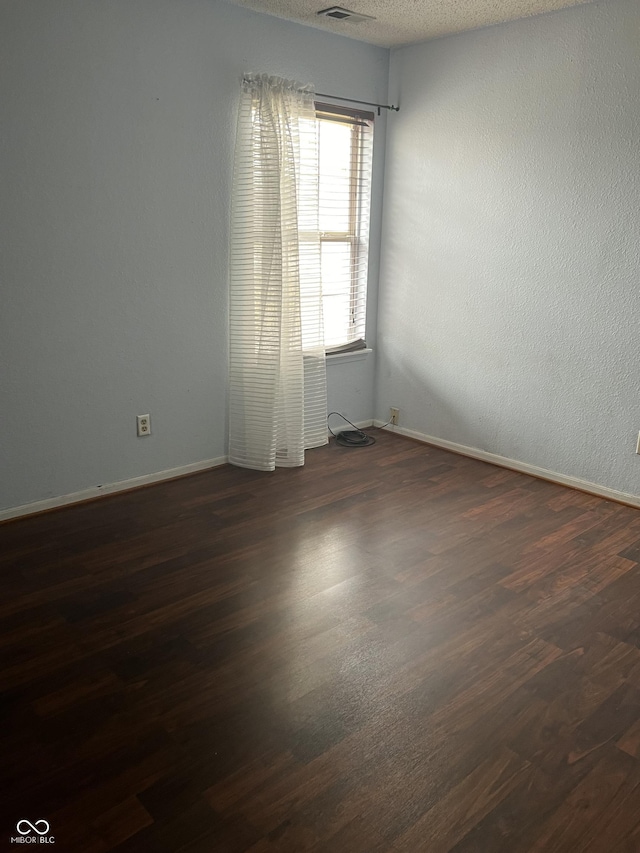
[{"left": 326, "top": 348, "right": 373, "bottom": 364}]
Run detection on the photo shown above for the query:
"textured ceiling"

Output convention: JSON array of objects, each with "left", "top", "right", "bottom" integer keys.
[{"left": 229, "top": 0, "right": 598, "bottom": 46}]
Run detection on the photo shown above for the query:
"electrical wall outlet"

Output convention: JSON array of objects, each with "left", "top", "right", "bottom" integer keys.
[
  {"left": 636, "top": 431, "right": 640, "bottom": 455},
  {"left": 137, "top": 414, "right": 151, "bottom": 437},
  {"left": 390, "top": 407, "right": 399, "bottom": 426}
]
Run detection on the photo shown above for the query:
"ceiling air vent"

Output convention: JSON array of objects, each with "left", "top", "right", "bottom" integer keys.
[{"left": 317, "top": 6, "right": 375, "bottom": 23}]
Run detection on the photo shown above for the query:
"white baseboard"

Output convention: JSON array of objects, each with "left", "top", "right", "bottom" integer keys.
[
  {"left": 9, "top": 421, "right": 635, "bottom": 521},
  {"left": 0, "top": 456, "right": 229, "bottom": 522},
  {"left": 329, "top": 419, "right": 374, "bottom": 436},
  {"left": 374, "top": 421, "right": 640, "bottom": 510},
  {"left": 0, "top": 422, "right": 376, "bottom": 522}
]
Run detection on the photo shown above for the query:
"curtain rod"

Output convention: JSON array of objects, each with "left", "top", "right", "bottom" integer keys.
[{"left": 315, "top": 92, "right": 399, "bottom": 115}]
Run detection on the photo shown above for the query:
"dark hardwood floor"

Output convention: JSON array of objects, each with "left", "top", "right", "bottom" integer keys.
[{"left": 3, "top": 431, "right": 640, "bottom": 851}]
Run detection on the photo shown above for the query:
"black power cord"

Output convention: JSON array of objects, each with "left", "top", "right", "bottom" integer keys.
[{"left": 327, "top": 411, "right": 391, "bottom": 448}]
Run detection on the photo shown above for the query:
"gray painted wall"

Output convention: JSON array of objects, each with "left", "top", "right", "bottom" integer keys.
[
  {"left": 376, "top": 0, "right": 640, "bottom": 496},
  {"left": 0, "top": 0, "right": 388, "bottom": 511}
]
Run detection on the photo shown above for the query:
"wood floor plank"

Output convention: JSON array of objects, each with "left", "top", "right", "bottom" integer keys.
[
  {"left": 3, "top": 431, "right": 640, "bottom": 851},
  {"left": 527, "top": 747, "right": 638, "bottom": 852},
  {"left": 392, "top": 746, "right": 531, "bottom": 852}
]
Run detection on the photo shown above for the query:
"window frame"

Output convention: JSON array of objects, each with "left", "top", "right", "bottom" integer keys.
[{"left": 314, "top": 102, "right": 374, "bottom": 355}]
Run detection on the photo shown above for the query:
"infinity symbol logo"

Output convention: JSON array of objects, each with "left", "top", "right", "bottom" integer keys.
[{"left": 16, "top": 820, "right": 50, "bottom": 836}]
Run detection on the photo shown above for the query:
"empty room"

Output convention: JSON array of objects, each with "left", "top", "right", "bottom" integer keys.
[{"left": 3, "top": 0, "right": 640, "bottom": 849}]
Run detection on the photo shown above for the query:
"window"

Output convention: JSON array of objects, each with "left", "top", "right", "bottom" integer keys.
[{"left": 315, "top": 103, "right": 374, "bottom": 353}]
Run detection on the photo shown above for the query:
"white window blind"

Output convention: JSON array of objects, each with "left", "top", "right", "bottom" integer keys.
[{"left": 306, "top": 103, "right": 374, "bottom": 353}]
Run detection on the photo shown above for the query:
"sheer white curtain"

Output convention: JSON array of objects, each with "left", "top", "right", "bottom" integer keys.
[{"left": 229, "top": 74, "right": 327, "bottom": 471}]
